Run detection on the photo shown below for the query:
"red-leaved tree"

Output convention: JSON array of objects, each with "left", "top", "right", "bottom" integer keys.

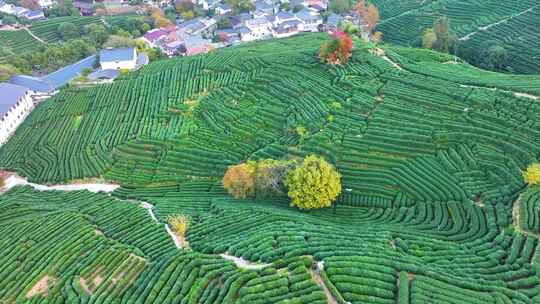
[{"left": 319, "top": 31, "right": 353, "bottom": 65}]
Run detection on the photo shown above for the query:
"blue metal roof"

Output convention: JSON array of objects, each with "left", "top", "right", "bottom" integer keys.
[
  {"left": 0, "top": 83, "right": 29, "bottom": 117},
  {"left": 9, "top": 55, "right": 96, "bottom": 93},
  {"left": 42, "top": 55, "right": 96, "bottom": 88},
  {"left": 99, "top": 47, "right": 135, "bottom": 63},
  {"left": 9, "top": 75, "right": 55, "bottom": 93}
]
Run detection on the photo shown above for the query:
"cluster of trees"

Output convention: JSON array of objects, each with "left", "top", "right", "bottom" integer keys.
[
  {"left": 329, "top": 0, "right": 352, "bottom": 14},
  {"left": 150, "top": 8, "right": 173, "bottom": 27},
  {"left": 223, "top": 155, "right": 342, "bottom": 210},
  {"left": 353, "top": 0, "right": 381, "bottom": 42},
  {"left": 459, "top": 40, "right": 509, "bottom": 72},
  {"left": 2, "top": 39, "right": 96, "bottom": 75},
  {"left": 523, "top": 163, "right": 540, "bottom": 185},
  {"left": 226, "top": 0, "right": 255, "bottom": 14},
  {"left": 174, "top": 0, "right": 204, "bottom": 20},
  {"left": 421, "top": 17, "right": 458, "bottom": 54},
  {"left": 420, "top": 17, "right": 509, "bottom": 72},
  {"left": 319, "top": 31, "right": 353, "bottom": 65},
  {"left": 48, "top": 0, "right": 80, "bottom": 18}
]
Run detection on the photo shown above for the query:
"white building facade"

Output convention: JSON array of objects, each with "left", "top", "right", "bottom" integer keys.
[
  {"left": 100, "top": 47, "right": 138, "bottom": 70},
  {"left": 0, "top": 83, "right": 33, "bottom": 145},
  {"left": 243, "top": 17, "right": 272, "bottom": 41}
]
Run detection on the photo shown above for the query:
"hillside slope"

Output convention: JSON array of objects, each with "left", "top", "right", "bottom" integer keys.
[
  {"left": 373, "top": 0, "right": 540, "bottom": 74},
  {"left": 1, "top": 34, "right": 540, "bottom": 303}
]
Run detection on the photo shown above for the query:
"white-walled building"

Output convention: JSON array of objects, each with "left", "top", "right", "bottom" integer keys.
[
  {"left": 273, "top": 11, "right": 296, "bottom": 26},
  {"left": 243, "top": 17, "right": 272, "bottom": 41},
  {"left": 0, "top": 83, "right": 33, "bottom": 145},
  {"left": 295, "top": 9, "right": 322, "bottom": 32},
  {"left": 0, "top": 2, "right": 28, "bottom": 16},
  {"left": 100, "top": 47, "right": 138, "bottom": 70},
  {"left": 38, "top": 0, "right": 54, "bottom": 8},
  {"left": 200, "top": 0, "right": 218, "bottom": 10},
  {"left": 215, "top": 3, "right": 232, "bottom": 15}
]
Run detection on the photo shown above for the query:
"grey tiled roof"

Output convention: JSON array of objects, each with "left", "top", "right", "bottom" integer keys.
[{"left": 0, "top": 83, "right": 29, "bottom": 117}]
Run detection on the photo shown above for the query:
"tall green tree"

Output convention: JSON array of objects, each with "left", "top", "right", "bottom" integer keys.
[
  {"left": 329, "top": 0, "right": 352, "bottom": 14},
  {"left": 0, "top": 64, "right": 21, "bottom": 82},
  {"left": 48, "top": 0, "right": 80, "bottom": 17},
  {"left": 83, "top": 24, "right": 108, "bottom": 47},
  {"left": 57, "top": 22, "right": 80, "bottom": 41}
]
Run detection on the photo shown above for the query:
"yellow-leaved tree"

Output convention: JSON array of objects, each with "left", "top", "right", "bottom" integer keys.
[
  {"left": 223, "top": 163, "right": 256, "bottom": 198},
  {"left": 285, "top": 155, "right": 342, "bottom": 210},
  {"left": 523, "top": 163, "right": 540, "bottom": 185}
]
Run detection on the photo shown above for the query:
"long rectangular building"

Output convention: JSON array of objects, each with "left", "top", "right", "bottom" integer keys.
[{"left": 0, "top": 83, "right": 33, "bottom": 145}]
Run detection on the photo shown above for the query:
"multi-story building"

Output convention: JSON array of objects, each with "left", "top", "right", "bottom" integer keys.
[{"left": 0, "top": 83, "right": 33, "bottom": 145}]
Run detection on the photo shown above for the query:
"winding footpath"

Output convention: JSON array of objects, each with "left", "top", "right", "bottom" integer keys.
[
  {"left": 460, "top": 6, "right": 538, "bottom": 41},
  {"left": 2, "top": 175, "right": 119, "bottom": 193},
  {"left": 219, "top": 253, "right": 271, "bottom": 270},
  {"left": 24, "top": 28, "right": 47, "bottom": 45}
]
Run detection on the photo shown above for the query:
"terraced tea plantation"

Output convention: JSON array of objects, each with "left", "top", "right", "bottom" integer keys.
[
  {"left": 1, "top": 33, "right": 540, "bottom": 303},
  {"left": 373, "top": 0, "right": 540, "bottom": 74}
]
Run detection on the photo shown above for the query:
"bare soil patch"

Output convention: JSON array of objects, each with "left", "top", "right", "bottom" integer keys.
[{"left": 26, "top": 275, "right": 55, "bottom": 298}]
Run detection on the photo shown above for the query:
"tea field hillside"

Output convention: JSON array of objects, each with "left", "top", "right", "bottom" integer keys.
[
  {"left": 373, "top": 0, "right": 540, "bottom": 74},
  {"left": 1, "top": 33, "right": 540, "bottom": 303}
]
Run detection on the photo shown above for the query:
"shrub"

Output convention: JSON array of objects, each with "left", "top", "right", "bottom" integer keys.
[
  {"left": 223, "top": 163, "right": 256, "bottom": 198},
  {"left": 168, "top": 214, "right": 190, "bottom": 239},
  {"left": 285, "top": 155, "right": 341, "bottom": 209},
  {"left": 523, "top": 163, "right": 540, "bottom": 185}
]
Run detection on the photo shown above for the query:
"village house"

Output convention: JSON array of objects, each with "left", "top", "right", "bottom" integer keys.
[
  {"left": 230, "top": 13, "right": 251, "bottom": 29},
  {"left": 0, "top": 83, "right": 33, "bottom": 145},
  {"left": 0, "top": 2, "right": 28, "bottom": 17},
  {"left": 140, "top": 28, "right": 169, "bottom": 47},
  {"left": 215, "top": 3, "right": 232, "bottom": 15},
  {"left": 162, "top": 40, "right": 186, "bottom": 56},
  {"left": 254, "top": 0, "right": 276, "bottom": 15},
  {"left": 38, "top": 0, "right": 54, "bottom": 8},
  {"left": 215, "top": 28, "right": 241, "bottom": 45},
  {"left": 100, "top": 47, "right": 140, "bottom": 70},
  {"left": 295, "top": 8, "right": 322, "bottom": 32},
  {"left": 243, "top": 17, "right": 272, "bottom": 41},
  {"left": 140, "top": 26, "right": 176, "bottom": 47},
  {"left": 73, "top": 0, "right": 95, "bottom": 15},
  {"left": 273, "top": 11, "right": 296, "bottom": 26},
  {"left": 183, "top": 35, "right": 213, "bottom": 56},
  {"left": 24, "top": 10, "right": 45, "bottom": 20},
  {"left": 177, "top": 17, "right": 216, "bottom": 36},
  {"left": 306, "top": 0, "right": 326, "bottom": 9},
  {"left": 200, "top": 0, "right": 219, "bottom": 10},
  {"left": 271, "top": 19, "right": 300, "bottom": 38}
]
